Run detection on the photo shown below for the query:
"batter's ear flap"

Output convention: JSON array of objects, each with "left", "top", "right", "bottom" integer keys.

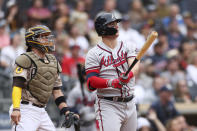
[{"left": 95, "top": 23, "right": 106, "bottom": 36}]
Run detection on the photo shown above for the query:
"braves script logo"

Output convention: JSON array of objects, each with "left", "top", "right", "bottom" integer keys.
[{"left": 100, "top": 51, "right": 127, "bottom": 67}]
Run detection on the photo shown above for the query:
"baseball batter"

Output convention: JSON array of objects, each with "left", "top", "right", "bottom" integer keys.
[
  {"left": 85, "top": 13, "right": 140, "bottom": 131},
  {"left": 9, "top": 25, "right": 79, "bottom": 131}
]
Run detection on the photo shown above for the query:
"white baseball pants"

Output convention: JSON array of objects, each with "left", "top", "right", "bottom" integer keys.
[
  {"left": 9, "top": 103, "right": 55, "bottom": 131},
  {"left": 94, "top": 97, "right": 137, "bottom": 131}
]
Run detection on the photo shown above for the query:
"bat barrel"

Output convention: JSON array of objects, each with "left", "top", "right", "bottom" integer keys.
[
  {"left": 136, "top": 31, "right": 158, "bottom": 60},
  {"left": 125, "top": 31, "right": 158, "bottom": 77}
]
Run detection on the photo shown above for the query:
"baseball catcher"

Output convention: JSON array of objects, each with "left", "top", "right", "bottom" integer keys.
[{"left": 9, "top": 25, "right": 79, "bottom": 131}]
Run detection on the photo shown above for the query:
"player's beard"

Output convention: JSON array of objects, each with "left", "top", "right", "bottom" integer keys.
[
  {"left": 111, "top": 31, "right": 119, "bottom": 39},
  {"left": 115, "top": 31, "right": 119, "bottom": 37},
  {"left": 106, "top": 31, "right": 119, "bottom": 39}
]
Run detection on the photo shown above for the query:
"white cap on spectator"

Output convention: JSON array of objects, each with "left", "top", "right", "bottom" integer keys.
[
  {"left": 137, "top": 117, "right": 151, "bottom": 130},
  {"left": 166, "top": 49, "right": 179, "bottom": 59},
  {"left": 7, "top": 0, "right": 16, "bottom": 8}
]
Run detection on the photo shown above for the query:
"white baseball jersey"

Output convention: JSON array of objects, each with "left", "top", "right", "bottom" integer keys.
[{"left": 85, "top": 41, "right": 137, "bottom": 97}]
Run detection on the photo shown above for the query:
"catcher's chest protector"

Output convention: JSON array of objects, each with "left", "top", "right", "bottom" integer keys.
[{"left": 24, "top": 52, "right": 58, "bottom": 104}]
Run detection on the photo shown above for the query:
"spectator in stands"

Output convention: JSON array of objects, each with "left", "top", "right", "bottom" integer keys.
[
  {"left": 53, "top": 17, "right": 67, "bottom": 37},
  {"left": 102, "top": 0, "right": 122, "bottom": 19},
  {"left": 157, "top": 30, "right": 169, "bottom": 53},
  {"left": 5, "top": 0, "right": 23, "bottom": 32},
  {"left": 152, "top": 75, "right": 165, "bottom": 96},
  {"left": 175, "top": 115, "right": 192, "bottom": 131},
  {"left": 118, "top": 14, "right": 145, "bottom": 51},
  {"left": 156, "top": 0, "right": 170, "bottom": 19},
  {"left": 162, "top": 4, "right": 186, "bottom": 36},
  {"left": 166, "top": 117, "right": 182, "bottom": 131},
  {"left": 0, "top": 32, "right": 25, "bottom": 67},
  {"left": 176, "top": 115, "right": 197, "bottom": 130},
  {"left": 68, "top": 25, "right": 89, "bottom": 56},
  {"left": 100, "top": 0, "right": 122, "bottom": 18},
  {"left": 182, "top": 11, "right": 197, "bottom": 35},
  {"left": 167, "top": 19, "right": 185, "bottom": 49},
  {"left": 186, "top": 51, "right": 197, "bottom": 101},
  {"left": 128, "top": 0, "right": 146, "bottom": 29},
  {"left": 69, "top": 0, "right": 88, "bottom": 36},
  {"left": 0, "top": 19, "right": 10, "bottom": 49},
  {"left": 149, "top": 85, "right": 179, "bottom": 125},
  {"left": 61, "top": 45, "right": 85, "bottom": 79},
  {"left": 83, "top": 0, "right": 93, "bottom": 14},
  {"left": 27, "top": 0, "right": 52, "bottom": 24},
  {"left": 136, "top": 59, "right": 154, "bottom": 89},
  {"left": 183, "top": 26, "right": 197, "bottom": 45},
  {"left": 136, "top": 75, "right": 165, "bottom": 104},
  {"left": 139, "top": 22, "right": 158, "bottom": 56},
  {"left": 150, "top": 42, "right": 167, "bottom": 73},
  {"left": 145, "top": 4, "right": 164, "bottom": 32},
  {"left": 147, "top": 109, "right": 166, "bottom": 131},
  {"left": 161, "top": 57, "right": 185, "bottom": 88},
  {"left": 134, "top": 60, "right": 155, "bottom": 104},
  {"left": 179, "top": 40, "right": 195, "bottom": 70},
  {"left": 137, "top": 117, "right": 151, "bottom": 131},
  {"left": 0, "top": 32, "right": 24, "bottom": 98},
  {"left": 55, "top": 34, "right": 70, "bottom": 63},
  {"left": 51, "top": 2, "right": 69, "bottom": 30},
  {"left": 174, "top": 79, "right": 192, "bottom": 103}
]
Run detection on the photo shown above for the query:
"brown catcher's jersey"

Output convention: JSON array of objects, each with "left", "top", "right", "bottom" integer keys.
[{"left": 85, "top": 41, "right": 137, "bottom": 97}]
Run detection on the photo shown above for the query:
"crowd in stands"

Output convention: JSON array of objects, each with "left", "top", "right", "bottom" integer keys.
[{"left": 0, "top": 0, "right": 197, "bottom": 130}]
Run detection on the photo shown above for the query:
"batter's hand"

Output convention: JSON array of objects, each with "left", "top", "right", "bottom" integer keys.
[
  {"left": 108, "top": 79, "right": 122, "bottom": 88},
  {"left": 11, "top": 110, "right": 21, "bottom": 125},
  {"left": 119, "top": 72, "right": 134, "bottom": 85}
]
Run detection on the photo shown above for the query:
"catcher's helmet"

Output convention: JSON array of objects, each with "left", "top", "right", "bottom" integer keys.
[
  {"left": 25, "top": 25, "right": 55, "bottom": 53},
  {"left": 94, "top": 12, "right": 122, "bottom": 36}
]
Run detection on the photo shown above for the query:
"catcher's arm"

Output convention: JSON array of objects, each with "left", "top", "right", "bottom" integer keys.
[
  {"left": 52, "top": 89, "right": 80, "bottom": 129},
  {"left": 11, "top": 77, "right": 26, "bottom": 125},
  {"left": 53, "top": 89, "right": 69, "bottom": 114}
]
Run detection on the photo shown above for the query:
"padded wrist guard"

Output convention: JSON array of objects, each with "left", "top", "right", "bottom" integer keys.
[{"left": 55, "top": 96, "right": 66, "bottom": 107}]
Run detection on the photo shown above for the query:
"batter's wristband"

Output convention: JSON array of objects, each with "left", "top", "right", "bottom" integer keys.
[
  {"left": 60, "top": 107, "right": 70, "bottom": 115},
  {"left": 55, "top": 96, "right": 66, "bottom": 107}
]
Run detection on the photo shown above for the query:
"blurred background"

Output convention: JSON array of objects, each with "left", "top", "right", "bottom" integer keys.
[{"left": 0, "top": 0, "right": 197, "bottom": 130}]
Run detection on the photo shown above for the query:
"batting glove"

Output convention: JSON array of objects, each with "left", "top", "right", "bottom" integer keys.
[
  {"left": 119, "top": 71, "right": 134, "bottom": 85},
  {"left": 107, "top": 79, "right": 122, "bottom": 88}
]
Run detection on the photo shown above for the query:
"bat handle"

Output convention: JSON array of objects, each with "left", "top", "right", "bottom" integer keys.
[{"left": 124, "top": 58, "right": 139, "bottom": 76}]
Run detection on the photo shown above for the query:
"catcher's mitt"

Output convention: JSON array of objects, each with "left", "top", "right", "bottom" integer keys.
[{"left": 62, "top": 112, "right": 80, "bottom": 131}]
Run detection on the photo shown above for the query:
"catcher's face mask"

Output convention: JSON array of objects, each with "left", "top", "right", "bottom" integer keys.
[{"left": 35, "top": 33, "right": 55, "bottom": 52}]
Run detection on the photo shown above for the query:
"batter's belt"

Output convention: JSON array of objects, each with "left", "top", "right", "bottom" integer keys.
[{"left": 98, "top": 95, "right": 134, "bottom": 102}]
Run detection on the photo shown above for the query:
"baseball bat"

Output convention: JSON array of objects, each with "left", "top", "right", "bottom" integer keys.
[
  {"left": 77, "top": 63, "right": 86, "bottom": 105},
  {"left": 124, "top": 31, "right": 158, "bottom": 76}
]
